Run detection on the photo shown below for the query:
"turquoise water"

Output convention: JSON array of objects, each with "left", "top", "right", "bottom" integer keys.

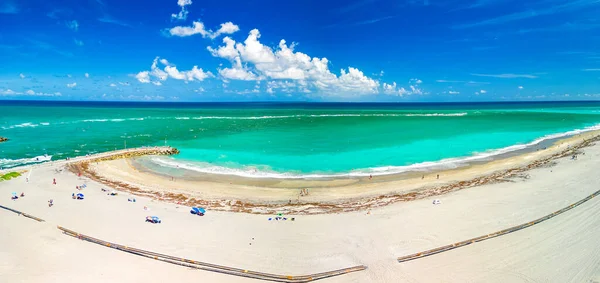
[{"left": 2, "top": 101, "right": 600, "bottom": 177}]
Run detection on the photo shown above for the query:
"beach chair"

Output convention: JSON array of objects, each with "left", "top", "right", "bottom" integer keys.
[{"left": 76, "top": 193, "right": 84, "bottom": 200}]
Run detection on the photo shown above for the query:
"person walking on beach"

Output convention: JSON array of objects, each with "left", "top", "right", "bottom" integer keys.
[
  {"left": 436, "top": 174, "right": 439, "bottom": 179},
  {"left": 53, "top": 178, "right": 56, "bottom": 185}
]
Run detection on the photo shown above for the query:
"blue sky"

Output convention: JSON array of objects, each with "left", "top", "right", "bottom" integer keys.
[{"left": 1, "top": 0, "right": 599, "bottom": 102}]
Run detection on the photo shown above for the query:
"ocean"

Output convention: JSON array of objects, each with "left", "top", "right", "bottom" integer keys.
[{"left": 2, "top": 101, "right": 600, "bottom": 178}]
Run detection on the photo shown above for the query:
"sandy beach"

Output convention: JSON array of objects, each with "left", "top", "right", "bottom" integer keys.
[
  {"left": 69, "top": 130, "right": 600, "bottom": 215},
  {"left": 1, "top": 131, "right": 599, "bottom": 282}
]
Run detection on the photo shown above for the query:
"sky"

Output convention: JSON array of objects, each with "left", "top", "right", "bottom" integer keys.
[{"left": 0, "top": 0, "right": 599, "bottom": 102}]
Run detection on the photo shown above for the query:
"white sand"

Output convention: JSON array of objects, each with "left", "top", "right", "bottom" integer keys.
[{"left": 1, "top": 143, "right": 600, "bottom": 282}]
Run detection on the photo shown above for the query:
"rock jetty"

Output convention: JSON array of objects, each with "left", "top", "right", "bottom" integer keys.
[
  {"left": 0, "top": 137, "right": 7, "bottom": 143},
  {"left": 84, "top": 147, "right": 180, "bottom": 163}
]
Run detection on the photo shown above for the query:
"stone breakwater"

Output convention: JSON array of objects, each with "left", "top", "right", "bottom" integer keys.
[
  {"left": 76, "top": 147, "right": 180, "bottom": 163},
  {"left": 0, "top": 137, "right": 7, "bottom": 143}
]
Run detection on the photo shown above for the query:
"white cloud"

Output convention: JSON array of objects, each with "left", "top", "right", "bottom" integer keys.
[
  {"left": 66, "top": 82, "right": 76, "bottom": 88},
  {"left": 0, "top": 88, "right": 61, "bottom": 97},
  {"left": 448, "top": 90, "right": 460, "bottom": 94},
  {"left": 152, "top": 81, "right": 162, "bottom": 86},
  {"left": 0, "top": 89, "right": 19, "bottom": 95},
  {"left": 119, "top": 82, "right": 130, "bottom": 86},
  {"left": 518, "top": 86, "right": 523, "bottom": 89},
  {"left": 471, "top": 73, "right": 538, "bottom": 79},
  {"left": 480, "top": 89, "right": 487, "bottom": 93},
  {"left": 74, "top": 39, "right": 84, "bottom": 46},
  {"left": 66, "top": 20, "right": 79, "bottom": 31},
  {"left": 194, "top": 87, "right": 205, "bottom": 93},
  {"left": 171, "top": 0, "right": 192, "bottom": 21},
  {"left": 382, "top": 82, "right": 409, "bottom": 96},
  {"left": 208, "top": 29, "right": 380, "bottom": 96},
  {"left": 109, "top": 83, "right": 118, "bottom": 87},
  {"left": 85, "top": 73, "right": 90, "bottom": 78},
  {"left": 19, "top": 73, "right": 25, "bottom": 79},
  {"left": 136, "top": 57, "right": 213, "bottom": 84},
  {"left": 582, "top": 68, "right": 600, "bottom": 71},
  {"left": 409, "top": 78, "right": 423, "bottom": 84},
  {"left": 168, "top": 21, "right": 239, "bottom": 39}
]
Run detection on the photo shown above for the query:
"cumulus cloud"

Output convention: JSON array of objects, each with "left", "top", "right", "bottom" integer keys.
[
  {"left": 85, "top": 73, "right": 90, "bottom": 78},
  {"left": 109, "top": 83, "right": 117, "bottom": 87},
  {"left": 409, "top": 78, "right": 423, "bottom": 84},
  {"left": 168, "top": 21, "right": 239, "bottom": 39},
  {"left": 135, "top": 57, "right": 214, "bottom": 84},
  {"left": 19, "top": 73, "right": 25, "bottom": 79},
  {"left": 66, "top": 82, "right": 76, "bottom": 88},
  {"left": 208, "top": 29, "right": 380, "bottom": 96},
  {"left": 74, "top": 39, "right": 84, "bottom": 46},
  {"left": 518, "top": 86, "right": 523, "bottom": 89},
  {"left": 480, "top": 89, "right": 487, "bottom": 93},
  {"left": 382, "top": 82, "right": 424, "bottom": 96},
  {"left": 171, "top": 0, "right": 192, "bottom": 21},
  {"left": 448, "top": 90, "right": 460, "bottom": 94},
  {"left": 66, "top": 20, "right": 78, "bottom": 31},
  {"left": 134, "top": 72, "right": 150, "bottom": 83}
]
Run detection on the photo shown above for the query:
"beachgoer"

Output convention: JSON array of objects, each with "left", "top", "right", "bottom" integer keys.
[
  {"left": 20, "top": 192, "right": 25, "bottom": 197},
  {"left": 48, "top": 199, "right": 53, "bottom": 207},
  {"left": 369, "top": 174, "right": 372, "bottom": 180},
  {"left": 422, "top": 175, "right": 424, "bottom": 179},
  {"left": 437, "top": 174, "right": 439, "bottom": 179},
  {"left": 53, "top": 178, "right": 56, "bottom": 185}
]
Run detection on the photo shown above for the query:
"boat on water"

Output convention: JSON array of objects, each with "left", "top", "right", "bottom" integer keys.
[{"left": 32, "top": 154, "right": 52, "bottom": 162}]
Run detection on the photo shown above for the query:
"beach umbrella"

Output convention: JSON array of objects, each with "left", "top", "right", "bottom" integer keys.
[{"left": 198, "top": 207, "right": 206, "bottom": 214}]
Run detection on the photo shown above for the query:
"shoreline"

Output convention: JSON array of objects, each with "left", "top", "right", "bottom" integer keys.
[
  {"left": 119, "top": 122, "right": 600, "bottom": 183},
  {"left": 72, "top": 130, "right": 600, "bottom": 214}
]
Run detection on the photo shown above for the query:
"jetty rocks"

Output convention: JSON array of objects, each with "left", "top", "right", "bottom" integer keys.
[
  {"left": 0, "top": 136, "right": 7, "bottom": 143},
  {"left": 84, "top": 146, "right": 180, "bottom": 163}
]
